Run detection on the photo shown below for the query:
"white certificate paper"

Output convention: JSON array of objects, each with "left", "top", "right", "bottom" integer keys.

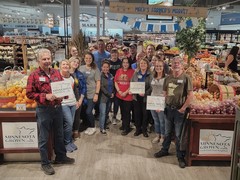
[
  {"left": 130, "top": 82, "right": 145, "bottom": 94},
  {"left": 51, "top": 81, "right": 74, "bottom": 98},
  {"left": 146, "top": 96, "right": 165, "bottom": 110}
]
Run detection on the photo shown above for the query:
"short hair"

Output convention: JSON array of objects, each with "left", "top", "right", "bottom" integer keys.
[
  {"left": 37, "top": 48, "right": 51, "bottom": 61},
  {"left": 60, "top": 59, "right": 70, "bottom": 69},
  {"left": 171, "top": 56, "right": 184, "bottom": 65},
  {"left": 101, "top": 59, "right": 110, "bottom": 67}
]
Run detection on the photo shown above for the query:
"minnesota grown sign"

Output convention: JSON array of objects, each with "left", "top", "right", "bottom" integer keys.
[{"left": 109, "top": 2, "right": 208, "bottom": 18}]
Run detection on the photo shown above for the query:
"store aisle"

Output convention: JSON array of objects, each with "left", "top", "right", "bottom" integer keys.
[{"left": 0, "top": 121, "right": 231, "bottom": 180}]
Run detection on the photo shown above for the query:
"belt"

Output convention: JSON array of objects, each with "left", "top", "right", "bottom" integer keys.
[
  {"left": 166, "top": 104, "right": 180, "bottom": 110},
  {"left": 38, "top": 104, "right": 61, "bottom": 108}
]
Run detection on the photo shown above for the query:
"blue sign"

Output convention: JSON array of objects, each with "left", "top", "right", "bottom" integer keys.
[{"left": 221, "top": 13, "right": 240, "bottom": 25}]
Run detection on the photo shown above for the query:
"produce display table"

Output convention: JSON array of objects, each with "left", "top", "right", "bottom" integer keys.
[
  {"left": 0, "top": 111, "right": 53, "bottom": 162},
  {"left": 186, "top": 114, "right": 235, "bottom": 166}
]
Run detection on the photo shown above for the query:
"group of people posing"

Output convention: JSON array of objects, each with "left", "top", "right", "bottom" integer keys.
[{"left": 26, "top": 39, "right": 193, "bottom": 175}]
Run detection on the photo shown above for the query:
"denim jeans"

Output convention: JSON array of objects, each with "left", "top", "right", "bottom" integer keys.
[
  {"left": 36, "top": 105, "right": 66, "bottom": 165},
  {"left": 151, "top": 110, "right": 165, "bottom": 135},
  {"left": 161, "top": 107, "right": 185, "bottom": 159},
  {"left": 62, "top": 105, "right": 76, "bottom": 145},
  {"left": 86, "top": 99, "right": 96, "bottom": 127},
  {"left": 99, "top": 99, "right": 111, "bottom": 130}
]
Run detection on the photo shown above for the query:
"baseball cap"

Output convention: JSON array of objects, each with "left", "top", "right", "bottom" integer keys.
[{"left": 129, "top": 43, "right": 137, "bottom": 48}]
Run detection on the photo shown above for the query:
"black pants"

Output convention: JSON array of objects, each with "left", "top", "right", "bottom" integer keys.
[
  {"left": 118, "top": 98, "right": 132, "bottom": 132},
  {"left": 133, "top": 96, "right": 148, "bottom": 133},
  {"left": 72, "top": 105, "right": 82, "bottom": 132}
]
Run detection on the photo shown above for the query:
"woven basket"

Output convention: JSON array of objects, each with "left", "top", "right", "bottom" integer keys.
[{"left": 209, "top": 84, "right": 235, "bottom": 101}]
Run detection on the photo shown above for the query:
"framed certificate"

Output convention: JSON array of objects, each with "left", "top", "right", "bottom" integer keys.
[
  {"left": 51, "top": 81, "right": 74, "bottom": 98},
  {"left": 146, "top": 96, "right": 165, "bottom": 110},
  {"left": 130, "top": 82, "right": 145, "bottom": 94}
]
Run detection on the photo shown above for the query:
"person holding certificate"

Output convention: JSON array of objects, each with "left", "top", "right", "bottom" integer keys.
[
  {"left": 114, "top": 58, "right": 134, "bottom": 136},
  {"left": 150, "top": 59, "right": 166, "bottom": 144},
  {"left": 154, "top": 56, "right": 193, "bottom": 168},
  {"left": 79, "top": 52, "right": 101, "bottom": 136},
  {"left": 26, "top": 49, "right": 75, "bottom": 175},
  {"left": 59, "top": 59, "right": 80, "bottom": 153},
  {"left": 131, "top": 58, "right": 153, "bottom": 137}
]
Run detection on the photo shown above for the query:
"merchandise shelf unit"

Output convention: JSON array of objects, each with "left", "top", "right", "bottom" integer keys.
[{"left": 186, "top": 114, "right": 235, "bottom": 166}]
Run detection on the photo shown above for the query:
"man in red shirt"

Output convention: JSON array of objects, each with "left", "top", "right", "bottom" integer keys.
[{"left": 26, "top": 49, "right": 75, "bottom": 175}]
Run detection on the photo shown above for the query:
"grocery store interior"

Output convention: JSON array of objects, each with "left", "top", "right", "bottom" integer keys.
[{"left": 0, "top": 0, "right": 240, "bottom": 180}]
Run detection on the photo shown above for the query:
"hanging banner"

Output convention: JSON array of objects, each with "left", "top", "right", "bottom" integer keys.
[{"left": 110, "top": 2, "right": 208, "bottom": 18}]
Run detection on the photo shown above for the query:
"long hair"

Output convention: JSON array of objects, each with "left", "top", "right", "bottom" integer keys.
[
  {"left": 121, "top": 57, "right": 132, "bottom": 69},
  {"left": 84, "top": 51, "right": 97, "bottom": 69},
  {"left": 153, "top": 59, "right": 166, "bottom": 78},
  {"left": 229, "top": 46, "right": 239, "bottom": 59}
]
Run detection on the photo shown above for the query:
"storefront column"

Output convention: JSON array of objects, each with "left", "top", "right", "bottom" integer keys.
[{"left": 71, "top": 0, "right": 80, "bottom": 37}]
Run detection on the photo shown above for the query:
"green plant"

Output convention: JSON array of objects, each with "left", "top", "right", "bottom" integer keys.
[{"left": 176, "top": 18, "right": 206, "bottom": 65}]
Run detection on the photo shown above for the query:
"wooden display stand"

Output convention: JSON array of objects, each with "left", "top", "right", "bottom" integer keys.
[
  {"left": 0, "top": 111, "right": 53, "bottom": 163},
  {"left": 186, "top": 114, "right": 235, "bottom": 166}
]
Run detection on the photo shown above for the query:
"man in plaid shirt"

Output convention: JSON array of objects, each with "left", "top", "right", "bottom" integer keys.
[{"left": 26, "top": 49, "right": 75, "bottom": 175}]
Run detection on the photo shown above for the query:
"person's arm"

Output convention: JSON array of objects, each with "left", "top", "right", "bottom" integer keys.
[
  {"left": 93, "top": 80, "right": 100, "bottom": 102},
  {"left": 178, "top": 90, "right": 193, "bottom": 113},
  {"left": 224, "top": 54, "right": 234, "bottom": 70},
  {"left": 100, "top": 76, "right": 112, "bottom": 97}
]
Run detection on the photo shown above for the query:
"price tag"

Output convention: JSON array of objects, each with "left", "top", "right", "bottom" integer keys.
[{"left": 16, "top": 104, "right": 26, "bottom": 111}]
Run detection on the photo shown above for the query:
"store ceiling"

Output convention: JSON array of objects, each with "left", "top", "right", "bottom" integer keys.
[{"left": 2, "top": 0, "right": 240, "bottom": 7}]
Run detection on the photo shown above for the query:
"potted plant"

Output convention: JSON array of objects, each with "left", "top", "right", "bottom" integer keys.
[{"left": 176, "top": 18, "right": 206, "bottom": 66}]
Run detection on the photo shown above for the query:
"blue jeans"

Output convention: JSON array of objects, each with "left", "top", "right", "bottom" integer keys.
[
  {"left": 99, "top": 99, "right": 111, "bottom": 130},
  {"left": 62, "top": 105, "right": 76, "bottom": 145},
  {"left": 161, "top": 107, "right": 185, "bottom": 159},
  {"left": 86, "top": 99, "right": 96, "bottom": 127},
  {"left": 36, "top": 105, "right": 66, "bottom": 165},
  {"left": 151, "top": 110, "right": 165, "bottom": 136}
]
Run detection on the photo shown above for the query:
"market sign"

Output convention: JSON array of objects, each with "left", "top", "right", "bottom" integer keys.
[
  {"left": 2, "top": 122, "right": 38, "bottom": 148},
  {"left": 109, "top": 2, "right": 208, "bottom": 18},
  {"left": 199, "top": 129, "right": 233, "bottom": 155}
]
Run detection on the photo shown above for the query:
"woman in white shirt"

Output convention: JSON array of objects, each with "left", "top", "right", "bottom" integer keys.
[{"left": 60, "top": 59, "right": 80, "bottom": 152}]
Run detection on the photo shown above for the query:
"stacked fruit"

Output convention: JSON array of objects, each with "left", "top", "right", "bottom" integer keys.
[{"left": 0, "top": 86, "right": 37, "bottom": 109}]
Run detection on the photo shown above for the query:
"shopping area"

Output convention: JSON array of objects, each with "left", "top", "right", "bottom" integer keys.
[{"left": 0, "top": 0, "right": 240, "bottom": 180}]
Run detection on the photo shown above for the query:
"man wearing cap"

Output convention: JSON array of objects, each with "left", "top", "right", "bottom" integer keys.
[{"left": 128, "top": 43, "right": 137, "bottom": 65}]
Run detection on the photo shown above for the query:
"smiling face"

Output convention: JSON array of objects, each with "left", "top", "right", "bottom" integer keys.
[
  {"left": 60, "top": 60, "right": 70, "bottom": 73},
  {"left": 84, "top": 54, "right": 93, "bottom": 66},
  {"left": 70, "top": 59, "right": 80, "bottom": 70},
  {"left": 102, "top": 62, "right": 110, "bottom": 74},
  {"left": 139, "top": 59, "right": 148, "bottom": 72},
  {"left": 122, "top": 58, "right": 130, "bottom": 70},
  {"left": 171, "top": 57, "right": 183, "bottom": 73},
  {"left": 155, "top": 60, "right": 164, "bottom": 73},
  {"left": 38, "top": 52, "right": 52, "bottom": 71},
  {"left": 70, "top": 46, "right": 78, "bottom": 57}
]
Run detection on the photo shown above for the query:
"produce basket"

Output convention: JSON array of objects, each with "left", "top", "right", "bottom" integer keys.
[
  {"left": 208, "top": 84, "right": 236, "bottom": 101},
  {"left": 0, "top": 96, "right": 17, "bottom": 108}
]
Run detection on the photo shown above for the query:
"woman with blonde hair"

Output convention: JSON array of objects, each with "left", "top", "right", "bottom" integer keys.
[{"left": 59, "top": 59, "right": 79, "bottom": 152}]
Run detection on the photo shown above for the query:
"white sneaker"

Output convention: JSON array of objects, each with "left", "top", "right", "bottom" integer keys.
[
  {"left": 112, "top": 118, "right": 117, "bottom": 125},
  {"left": 87, "top": 128, "right": 96, "bottom": 135},
  {"left": 84, "top": 128, "right": 90, "bottom": 135},
  {"left": 152, "top": 136, "right": 160, "bottom": 144}
]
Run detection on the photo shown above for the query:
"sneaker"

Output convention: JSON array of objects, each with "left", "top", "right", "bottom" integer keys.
[
  {"left": 84, "top": 128, "right": 90, "bottom": 135},
  {"left": 87, "top": 128, "right": 96, "bottom": 135},
  {"left": 70, "top": 142, "right": 78, "bottom": 151},
  {"left": 154, "top": 150, "right": 169, "bottom": 158},
  {"left": 112, "top": 118, "right": 117, "bottom": 125},
  {"left": 54, "top": 156, "right": 75, "bottom": 164},
  {"left": 152, "top": 136, "right": 160, "bottom": 144},
  {"left": 65, "top": 143, "right": 74, "bottom": 153},
  {"left": 100, "top": 129, "right": 107, "bottom": 135},
  {"left": 178, "top": 158, "right": 186, "bottom": 168},
  {"left": 41, "top": 164, "right": 55, "bottom": 175}
]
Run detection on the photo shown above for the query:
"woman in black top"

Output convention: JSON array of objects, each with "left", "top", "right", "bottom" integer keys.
[{"left": 225, "top": 46, "right": 240, "bottom": 74}]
